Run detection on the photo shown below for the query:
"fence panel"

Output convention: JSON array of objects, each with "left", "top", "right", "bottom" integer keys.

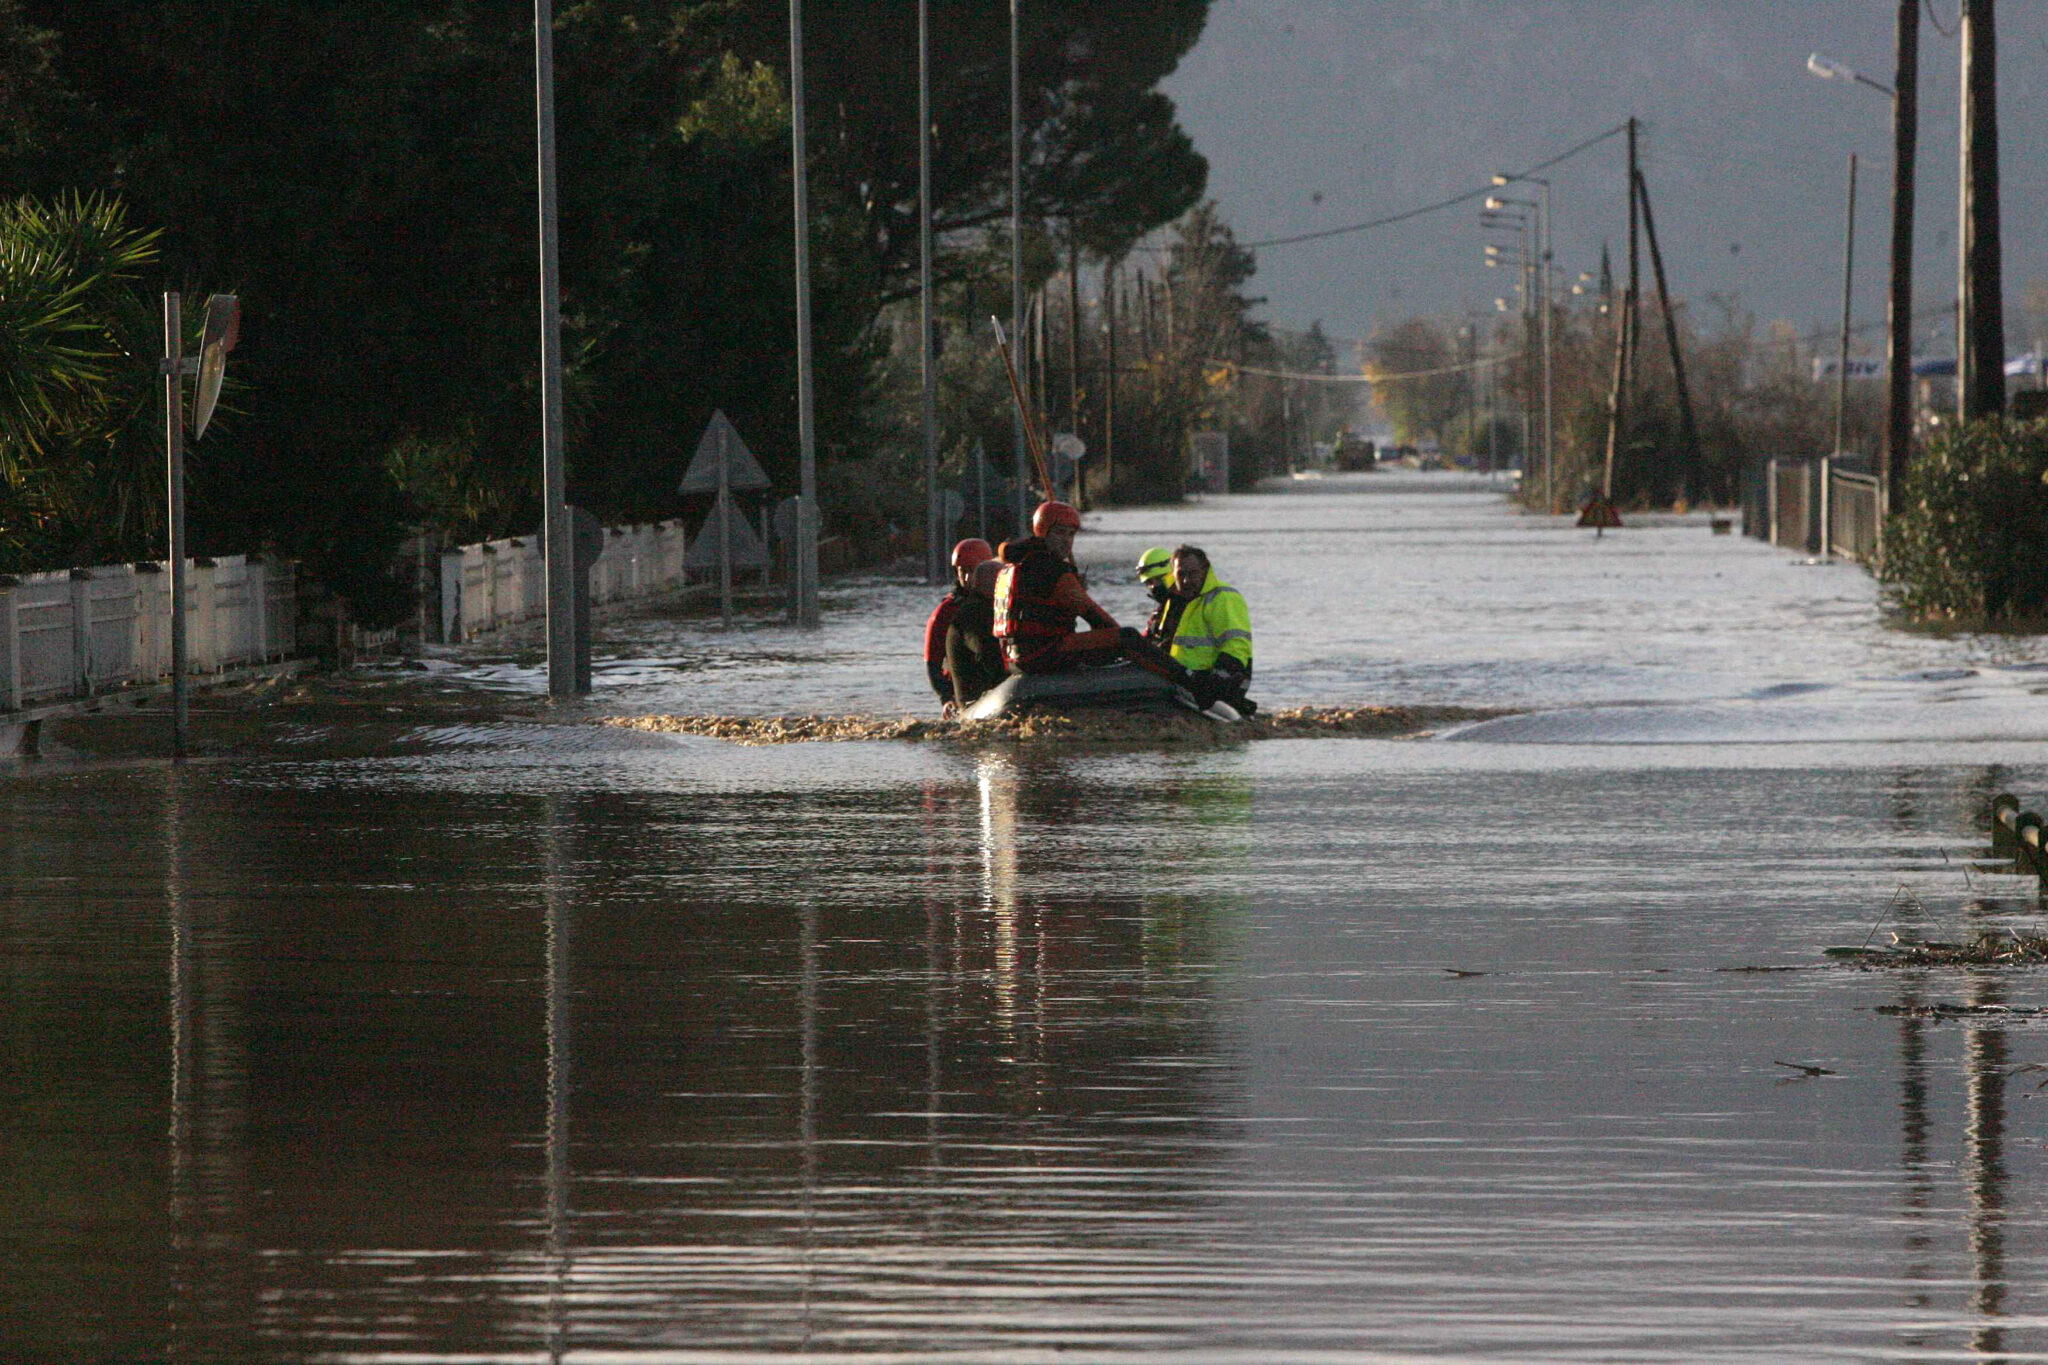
[
  {"left": 1829, "top": 469, "right": 1881, "bottom": 565},
  {"left": 0, "top": 554, "right": 298, "bottom": 713},
  {"left": 437, "top": 517, "right": 709, "bottom": 642},
  {"left": 1771, "top": 461, "right": 1812, "bottom": 551}
]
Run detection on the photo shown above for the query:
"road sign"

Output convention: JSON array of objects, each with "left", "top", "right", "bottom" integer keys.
[
  {"left": 191, "top": 294, "right": 239, "bottom": 440},
  {"left": 685, "top": 491, "right": 769, "bottom": 570},
  {"left": 1811, "top": 357, "right": 1883, "bottom": 381},
  {"left": 680, "top": 410, "right": 771, "bottom": 493}
]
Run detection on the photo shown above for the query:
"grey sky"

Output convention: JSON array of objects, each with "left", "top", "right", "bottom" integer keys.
[{"left": 1159, "top": 1, "right": 2048, "bottom": 360}]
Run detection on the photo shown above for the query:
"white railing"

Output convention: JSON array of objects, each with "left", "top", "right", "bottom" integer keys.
[
  {"left": 0, "top": 555, "right": 296, "bottom": 711},
  {"left": 438, "top": 519, "right": 695, "bottom": 643}
]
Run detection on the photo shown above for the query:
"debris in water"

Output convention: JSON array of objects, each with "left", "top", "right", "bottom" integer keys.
[
  {"left": 1772, "top": 1059, "right": 1836, "bottom": 1077},
  {"left": 1826, "top": 931, "right": 2048, "bottom": 968},
  {"left": 603, "top": 704, "right": 1504, "bottom": 748},
  {"left": 1876, "top": 1002, "right": 2048, "bottom": 1020}
]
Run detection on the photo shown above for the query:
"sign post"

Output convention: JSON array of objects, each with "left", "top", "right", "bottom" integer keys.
[
  {"left": 162, "top": 292, "right": 239, "bottom": 760},
  {"left": 163, "top": 294, "right": 187, "bottom": 758},
  {"left": 682, "top": 412, "right": 773, "bottom": 626}
]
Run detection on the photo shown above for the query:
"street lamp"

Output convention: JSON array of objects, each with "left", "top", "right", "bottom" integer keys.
[
  {"left": 1491, "top": 175, "right": 1553, "bottom": 511},
  {"left": 1807, "top": 52, "right": 1894, "bottom": 97},
  {"left": 1806, "top": 36, "right": 1913, "bottom": 519}
]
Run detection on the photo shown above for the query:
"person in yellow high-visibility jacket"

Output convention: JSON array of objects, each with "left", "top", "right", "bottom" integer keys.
[{"left": 1164, "top": 545, "right": 1255, "bottom": 714}]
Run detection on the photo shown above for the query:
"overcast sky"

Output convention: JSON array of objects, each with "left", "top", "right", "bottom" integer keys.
[{"left": 1158, "top": 0, "right": 2048, "bottom": 360}]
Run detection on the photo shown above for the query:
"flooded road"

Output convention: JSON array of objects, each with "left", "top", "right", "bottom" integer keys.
[{"left": 11, "top": 474, "right": 2048, "bottom": 1361}]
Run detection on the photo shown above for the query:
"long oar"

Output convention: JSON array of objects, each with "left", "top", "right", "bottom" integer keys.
[{"left": 990, "top": 316, "right": 1054, "bottom": 500}]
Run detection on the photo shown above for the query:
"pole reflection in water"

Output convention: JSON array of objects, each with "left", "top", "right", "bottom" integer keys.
[
  {"left": 1895, "top": 970, "right": 1935, "bottom": 1323},
  {"left": 798, "top": 895, "right": 820, "bottom": 1346},
  {"left": 542, "top": 798, "right": 573, "bottom": 1365},
  {"left": 163, "top": 763, "right": 248, "bottom": 1362},
  {"left": 1964, "top": 975, "right": 2009, "bottom": 1361}
]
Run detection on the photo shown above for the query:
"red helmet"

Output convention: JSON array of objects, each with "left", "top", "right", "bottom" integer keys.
[
  {"left": 950, "top": 537, "right": 994, "bottom": 572},
  {"left": 1031, "top": 501, "right": 1081, "bottom": 536}
]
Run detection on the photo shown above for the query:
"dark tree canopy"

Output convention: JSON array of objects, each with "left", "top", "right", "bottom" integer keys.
[{"left": 3, "top": 0, "right": 1209, "bottom": 610}]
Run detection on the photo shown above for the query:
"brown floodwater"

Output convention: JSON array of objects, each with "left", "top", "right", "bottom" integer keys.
[{"left": 9, "top": 725, "right": 2048, "bottom": 1362}]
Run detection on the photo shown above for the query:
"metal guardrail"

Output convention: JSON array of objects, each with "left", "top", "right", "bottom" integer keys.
[{"left": 0, "top": 555, "right": 294, "bottom": 712}]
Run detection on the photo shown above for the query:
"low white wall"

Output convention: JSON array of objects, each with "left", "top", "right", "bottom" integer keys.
[
  {"left": 0, "top": 555, "right": 295, "bottom": 711},
  {"left": 438, "top": 519, "right": 692, "bottom": 643}
]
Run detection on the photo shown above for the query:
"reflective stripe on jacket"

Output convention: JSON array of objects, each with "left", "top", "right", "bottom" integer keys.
[{"left": 1166, "top": 569, "right": 1252, "bottom": 672}]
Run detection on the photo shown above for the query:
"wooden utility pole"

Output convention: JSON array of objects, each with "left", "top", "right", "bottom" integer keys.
[
  {"left": 1633, "top": 169, "right": 1703, "bottom": 496},
  {"left": 1626, "top": 116, "right": 1640, "bottom": 394},
  {"left": 1884, "top": 0, "right": 1918, "bottom": 514},
  {"left": 1958, "top": 0, "right": 2005, "bottom": 422}
]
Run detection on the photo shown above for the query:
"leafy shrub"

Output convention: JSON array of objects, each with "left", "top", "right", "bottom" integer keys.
[{"left": 1880, "top": 417, "right": 2048, "bottom": 624}]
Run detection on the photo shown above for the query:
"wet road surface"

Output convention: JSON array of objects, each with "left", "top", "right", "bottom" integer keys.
[{"left": 9, "top": 473, "right": 2048, "bottom": 1362}]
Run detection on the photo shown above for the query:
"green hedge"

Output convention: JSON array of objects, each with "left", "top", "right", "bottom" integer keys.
[{"left": 1881, "top": 417, "right": 2048, "bottom": 624}]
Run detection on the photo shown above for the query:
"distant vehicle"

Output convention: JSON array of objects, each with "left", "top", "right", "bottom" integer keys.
[{"left": 1333, "top": 434, "right": 1377, "bottom": 471}]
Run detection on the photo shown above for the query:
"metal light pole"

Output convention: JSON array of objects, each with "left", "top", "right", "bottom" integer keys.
[
  {"left": 1485, "top": 196, "right": 1539, "bottom": 493},
  {"left": 1010, "top": 0, "right": 1029, "bottom": 526},
  {"left": 535, "top": 0, "right": 577, "bottom": 694},
  {"left": 918, "top": 0, "right": 941, "bottom": 583},
  {"left": 1833, "top": 152, "right": 1859, "bottom": 459},
  {"left": 788, "top": 0, "right": 820, "bottom": 625},
  {"left": 1494, "top": 174, "right": 1553, "bottom": 509},
  {"left": 1809, "top": 44, "right": 1914, "bottom": 516}
]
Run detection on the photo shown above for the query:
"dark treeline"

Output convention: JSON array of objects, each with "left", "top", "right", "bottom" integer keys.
[{"left": 0, "top": 0, "right": 1211, "bottom": 619}]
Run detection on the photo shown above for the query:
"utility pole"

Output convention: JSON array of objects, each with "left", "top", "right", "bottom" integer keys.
[
  {"left": 1884, "top": 0, "right": 1919, "bottom": 515},
  {"left": 1958, "top": 0, "right": 2004, "bottom": 422},
  {"left": 918, "top": 0, "right": 940, "bottom": 582},
  {"left": 788, "top": 0, "right": 820, "bottom": 625},
  {"left": 1834, "top": 153, "right": 1859, "bottom": 458},
  {"left": 534, "top": 0, "right": 577, "bottom": 694},
  {"left": 1633, "top": 169, "right": 1703, "bottom": 496},
  {"left": 1626, "top": 116, "right": 1640, "bottom": 395}
]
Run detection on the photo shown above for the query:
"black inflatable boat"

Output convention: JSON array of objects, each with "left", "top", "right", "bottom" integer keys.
[{"left": 960, "top": 664, "right": 1240, "bottom": 723}]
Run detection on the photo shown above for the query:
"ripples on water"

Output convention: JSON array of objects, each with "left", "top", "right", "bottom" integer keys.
[{"left": 10, "top": 477, "right": 2048, "bottom": 1361}]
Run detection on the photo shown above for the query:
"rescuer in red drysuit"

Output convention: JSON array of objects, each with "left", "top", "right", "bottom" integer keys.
[
  {"left": 991, "top": 502, "right": 1185, "bottom": 682},
  {"left": 923, "top": 538, "right": 1006, "bottom": 712}
]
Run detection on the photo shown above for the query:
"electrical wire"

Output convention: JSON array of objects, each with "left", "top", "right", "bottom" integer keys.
[
  {"left": 1127, "top": 121, "right": 1629, "bottom": 255},
  {"left": 1924, "top": 0, "right": 1958, "bottom": 39},
  {"left": 1214, "top": 354, "right": 1510, "bottom": 383}
]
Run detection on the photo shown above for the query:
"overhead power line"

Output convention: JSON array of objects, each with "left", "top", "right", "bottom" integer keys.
[
  {"left": 1215, "top": 354, "right": 1510, "bottom": 383},
  {"left": 1124, "top": 121, "right": 1629, "bottom": 257}
]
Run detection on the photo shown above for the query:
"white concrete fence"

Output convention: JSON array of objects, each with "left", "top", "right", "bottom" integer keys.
[
  {"left": 437, "top": 519, "right": 701, "bottom": 643},
  {"left": 0, "top": 555, "right": 296, "bottom": 711}
]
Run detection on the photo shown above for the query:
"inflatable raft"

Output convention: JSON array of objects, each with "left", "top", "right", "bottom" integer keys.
[{"left": 960, "top": 664, "right": 1241, "bottom": 723}]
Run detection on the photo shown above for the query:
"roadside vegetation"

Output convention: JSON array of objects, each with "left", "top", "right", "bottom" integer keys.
[
  {"left": 0, "top": 0, "right": 1326, "bottom": 621},
  {"left": 1880, "top": 416, "right": 2048, "bottom": 626}
]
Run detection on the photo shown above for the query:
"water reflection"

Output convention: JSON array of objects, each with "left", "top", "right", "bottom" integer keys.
[
  {"left": 15, "top": 754, "right": 2048, "bottom": 1359},
  {"left": 164, "top": 762, "right": 251, "bottom": 1363}
]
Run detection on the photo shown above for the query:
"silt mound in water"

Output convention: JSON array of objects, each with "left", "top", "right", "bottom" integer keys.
[{"left": 605, "top": 705, "right": 1500, "bottom": 749}]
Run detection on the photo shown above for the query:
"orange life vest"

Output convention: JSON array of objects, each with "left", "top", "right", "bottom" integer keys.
[{"left": 992, "top": 542, "right": 1074, "bottom": 647}]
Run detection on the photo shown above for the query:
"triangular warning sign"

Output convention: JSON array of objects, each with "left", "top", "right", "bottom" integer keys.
[
  {"left": 1576, "top": 494, "right": 1623, "bottom": 530},
  {"left": 684, "top": 490, "right": 770, "bottom": 569},
  {"left": 680, "top": 410, "right": 772, "bottom": 493}
]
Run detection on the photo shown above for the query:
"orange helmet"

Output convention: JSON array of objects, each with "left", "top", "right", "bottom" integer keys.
[
  {"left": 950, "top": 537, "right": 994, "bottom": 572},
  {"left": 1031, "top": 501, "right": 1081, "bottom": 536}
]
